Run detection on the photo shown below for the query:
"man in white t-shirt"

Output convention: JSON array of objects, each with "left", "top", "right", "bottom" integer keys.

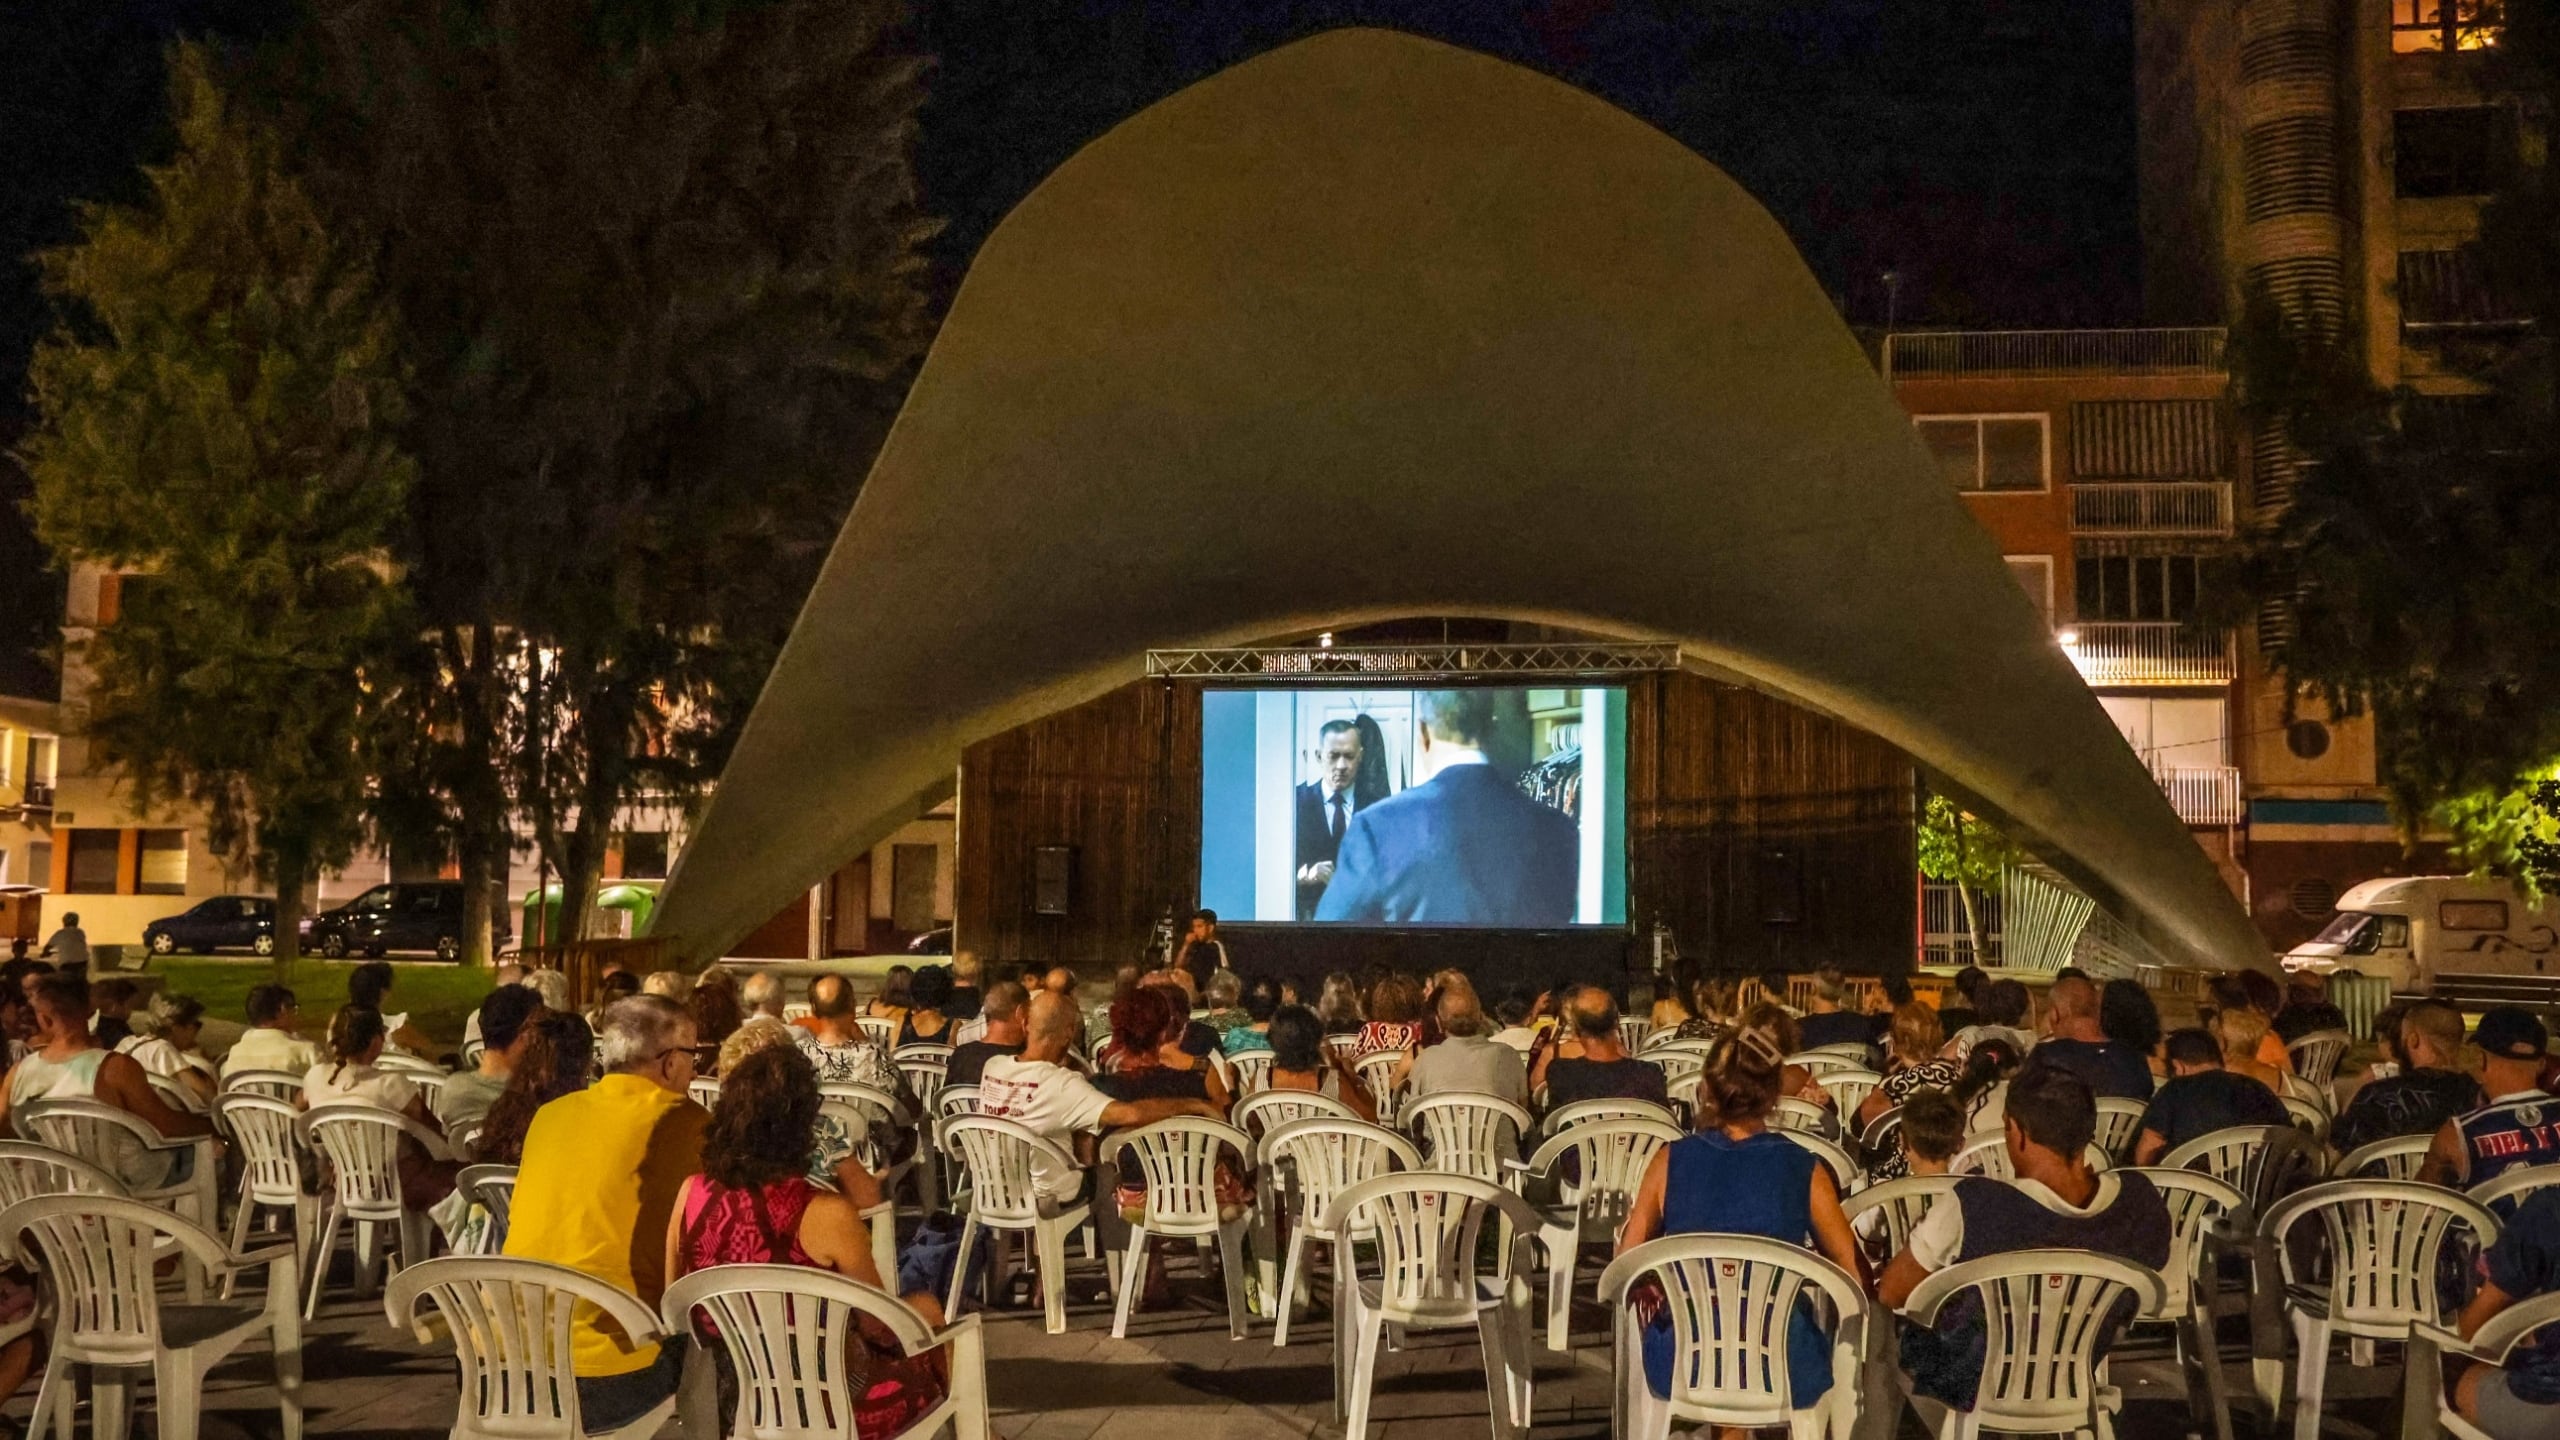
[{"left": 977, "top": 991, "right": 1218, "bottom": 1202}]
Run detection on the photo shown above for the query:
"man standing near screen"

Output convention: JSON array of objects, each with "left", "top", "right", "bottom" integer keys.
[
  {"left": 1294, "top": 718, "right": 1368, "bottom": 919},
  {"left": 1316, "top": 690, "right": 1578, "bottom": 925}
]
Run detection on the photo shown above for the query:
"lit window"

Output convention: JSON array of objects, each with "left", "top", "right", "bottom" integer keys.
[{"left": 2392, "top": 0, "right": 2500, "bottom": 52}]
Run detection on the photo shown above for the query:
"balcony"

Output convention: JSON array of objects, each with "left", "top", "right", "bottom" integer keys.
[
  {"left": 2061, "top": 621, "right": 2236, "bottom": 687},
  {"left": 1882, "top": 327, "right": 2227, "bottom": 380},
  {"left": 2157, "top": 765, "right": 2243, "bottom": 826},
  {"left": 2071, "top": 482, "right": 2234, "bottom": 538},
  {"left": 15, "top": 781, "right": 50, "bottom": 811}
]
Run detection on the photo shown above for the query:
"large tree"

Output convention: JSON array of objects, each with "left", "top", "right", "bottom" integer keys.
[
  {"left": 20, "top": 47, "right": 412, "bottom": 965},
  {"left": 2228, "top": 1, "right": 2560, "bottom": 875},
  {"left": 269, "top": 0, "right": 938, "bottom": 949}
]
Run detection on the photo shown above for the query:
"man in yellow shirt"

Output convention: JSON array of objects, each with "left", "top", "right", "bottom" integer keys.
[{"left": 505, "top": 994, "right": 708, "bottom": 1431}]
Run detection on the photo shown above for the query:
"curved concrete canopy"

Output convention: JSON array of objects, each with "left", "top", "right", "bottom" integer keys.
[{"left": 655, "top": 27, "right": 2270, "bottom": 974}]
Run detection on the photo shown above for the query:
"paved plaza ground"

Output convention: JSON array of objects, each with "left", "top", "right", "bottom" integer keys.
[{"left": 6, "top": 1240, "right": 2423, "bottom": 1440}]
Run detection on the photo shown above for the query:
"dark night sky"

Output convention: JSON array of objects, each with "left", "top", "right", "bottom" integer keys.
[{"left": 0, "top": 0, "right": 2142, "bottom": 696}]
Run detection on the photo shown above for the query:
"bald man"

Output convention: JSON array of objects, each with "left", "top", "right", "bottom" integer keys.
[
  {"left": 2028, "top": 975, "right": 2154, "bottom": 1099},
  {"left": 976, "top": 991, "right": 1216, "bottom": 1202}
]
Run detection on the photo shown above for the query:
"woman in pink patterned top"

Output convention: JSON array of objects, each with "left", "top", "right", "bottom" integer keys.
[{"left": 1353, "top": 972, "right": 1426, "bottom": 1058}]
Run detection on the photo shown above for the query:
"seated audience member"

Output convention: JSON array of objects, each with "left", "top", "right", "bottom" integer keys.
[
  {"left": 1736, "top": 1002, "right": 1840, "bottom": 1114},
  {"left": 1532, "top": 987, "right": 1669, "bottom": 1112},
  {"left": 1104, "top": 986, "right": 1228, "bottom": 1113},
  {"left": 2132, "top": 1027, "right": 2291, "bottom": 1163},
  {"left": 348, "top": 960, "right": 436, "bottom": 1056},
  {"left": 686, "top": 969, "right": 744, "bottom": 1054},
  {"left": 736, "top": 971, "right": 794, "bottom": 1039},
  {"left": 1647, "top": 972, "right": 1694, "bottom": 1034},
  {"left": 1221, "top": 977, "right": 1282, "bottom": 1055},
  {"left": 976, "top": 991, "right": 1221, "bottom": 1205},
  {"left": 461, "top": 963, "right": 528, "bottom": 1056},
  {"left": 641, "top": 971, "right": 691, "bottom": 1003},
  {"left": 474, "top": 1012, "right": 597, "bottom": 1165},
  {"left": 225, "top": 983, "right": 319, "bottom": 1076},
  {"left": 1260, "top": 1004, "right": 1374, "bottom": 1121},
  {"left": 1859, "top": 1087, "right": 1967, "bottom": 1246},
  {"left": 1756, "top": 968, "right": 1802, "bottom": 1018},
  {"left": 1951, "top": 1037, "right": 2025, "bottom": 1131},
  {"left": 1794, "top": 969, "right": 1873, "bottom": 1052},
  {"left": 1944, "top": 979, "right": 2035, "bottom": 1063},
  {"left": 1199, "top": 970, "right": 1252, "bottom": 1040},
  {"left": 2450, "top": 1187, "right": 2560, "bottom": 1438},
  {"left": 1402, "top": 989, "right": 1528, "bottom": 1105},
  {"left": 2424, "top": 1007, "right": 2560, "bottom": 1189},
  {"left": 303, "top": 1005, "right": 461, "bottom": 1206},
  {"left": 1354, "top": 973, "right": 1425, "bottom": 1058},
  {"left": 0, "top": 974, "right": 213, "bottom": 1190},
  {"left": 2213, "top": 1004, "right": 2289, "bottom": 1096},
  {"left": 1314, "top": 972, "right": 1366, "bottom": 1037},
  {"left": 945, "top": 953, "right": 985, "bottom": 1022},
  {"left": 663, "top": 1045, "right": 946, "bottom": 1435},
  {"left": 2272, "top": 974, "right": 2350, "bottom": 1045},
  {"left": 2209, "top": 973, "right": 2293, "bottom": 1074},
  {"left": 898, "top": 966, "right": 957, "bottom": 1049},
  {"left": 946, "top": 982, "right": 1029, "bottom": 1089},
  {"left": 802, "top": 974, "right": 904, "bottom": 1093},
  {"left": 1489, "top": 989, "right": 1541, "bottom": 1053},
  {"left": 441, "top": 984, "right": 545, "bottom": 1138},
  {"left": 1881, "top": 1065, "right": 2172, "bottom": 1411},
  {"left": 1618, "top": 1022, "right": 1864, "bottom": 1412},
  {"left": 526, "top": 966, "right": 573, "bottom": 1017},
  {"left": 588, "top": 969, "right": 644, "bottom": 1027},
  {"left": 866, "top": 966, "right": 915, "bottom": 1028},
  {"left": 89, "top": 978, "right": 138, "bottom": 1049},
  {"left": 1935, "top": 966, "right": 1988, "bottom": 1036},
  {"left": 2333, "top": 1000, "right": 2483, "bottom": 1154},
  {"left": 506, "top": 996, "right": 710, "bottom": 1431},
  {"left": 2030, "top": 975, "right": 2155, "bottom": 1100},
  {"left": 116, "top": 993, "right": 216, "bottom": 1107},
  {"left": 1143, "top": 971, "right": 1221, "bottom": 1059},
  {"left": 2098, "top": 979, "right": 2166, "bottom": 1082},
  {"left": 1862, "top": 1004, "right": 1961, "bottom": 1174},
  {"left": 1673, "top": 976, "right": 1737, "bottom": 1042}
]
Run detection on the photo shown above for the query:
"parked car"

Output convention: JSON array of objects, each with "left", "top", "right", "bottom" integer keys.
[
  {"left": 2283, "top": 875, "right": 2560, "bottom": 994},
  {"left": 301, "top": 881, "right": 508, "bottom": 962},
  {"left": 142, "top": 895, "right": 278, "bottom": 957}
]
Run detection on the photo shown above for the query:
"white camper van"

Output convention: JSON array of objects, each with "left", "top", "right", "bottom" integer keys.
[{"left": 2282, "top": 875, "right": 2560, "bottom": 994}]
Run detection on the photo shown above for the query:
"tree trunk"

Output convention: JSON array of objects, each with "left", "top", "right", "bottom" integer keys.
[
  {"left": 451, "top": 619, "right": 511, "bottom": 968},
  {"left": 1955, "top": 878, "right": 1991, "bottom": 968},
  {"left": 270, "top": 844, "right": 308, "bottom": 979}
]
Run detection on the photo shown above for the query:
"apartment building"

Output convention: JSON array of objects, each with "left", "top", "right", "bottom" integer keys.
[{"left": 0, "top": 695, "right": 60, "bottom": 931}]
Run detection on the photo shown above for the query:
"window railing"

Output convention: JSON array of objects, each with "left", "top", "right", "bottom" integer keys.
[
  {"left": 1883, "top": 328, "right": 2227, "bottom": 379},
  {"left": 2059, "top": 621, "right": 2236, "bottom": 687},
  {"left": 2156, "top": 765, "right": 2244, "bottom": 826},
  {"left": 2070, "top": 482, "right": 2234, "bottom": 537},
  {"left": 17, "top": 782, "right": 51, "bottom": 810}
]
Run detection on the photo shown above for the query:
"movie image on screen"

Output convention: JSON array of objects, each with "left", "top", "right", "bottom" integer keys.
[{"left": 1199, "top": 686, "right": 1628, "bottom": 926}]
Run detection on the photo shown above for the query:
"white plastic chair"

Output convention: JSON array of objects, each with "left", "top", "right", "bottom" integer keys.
[
  {"left": 2092, "top": 1097, "right": 2147, "bottom": 1162},
  {"left": 2121, "top": 1167, "right": 2247, "bottom": 1431},
  {"left": 2279, "top": 1095, "right": 2330, "bottom": 1144},
  {"left": 1330, "top": 1171, "right": 1544, "bottom": 1440},
  {"left": 388, "top": 1254, "right": 682, "bottom": 1440},
  {"left": 214, "top": 1093, "right": 315, "bottom": 1295},
  {"left": 1641, "top": 1048, "right": 1706, "bottom": 1089},
  {"left": 1234, "top": 1088, "right": 1358, "bottom": 1138},
  {"left": 1787, "top": 1050, "right": 1866, "bottom": 1078},
  {"left": 456, "top": 1164, "right": 518, "bottom": 1257},
  {"left": 2417, "top": 1291, "right": 2560, "bottom": 1440},
  {"left": 856, "top": 1015, "right": 900, "bottom": 1049},
  {"left": 377, "top": 1053, "right": 446, "bottom": 1080},
  {"left": 2260, "top": 1179, "right": 2499, "bottom": 1440},
  {"left": 1521, "top": 1114, "right": 1683, "bottom": 1350},
  {"left": 1404, "top": 1091, "right": 1531, "bottom": 1184},
  {"left": 1597, "top": 1233, "right": 1868, "bottom": 1440},
  {"left": 687, "top": 1075, "right": 721, "bottom": 1109},
  {"left": 2473, "top": 1162, "right": 2560, "bottom": 1213},
  {"left": 1542, "top": 1096, "right": 1678, "bottom": 1134},
  {"left": 0, "top": 1140, "right": 125, "bottom": 1205},
  {"left": 1897, "top": 1249, "right": 2166, "bottom": 1440},
  {"left": 1618, "top": 1016, "right": 1655, "bottom": 1053},
  {"left": 221, "top": 1069, "right": 305, "bottom": 1104},
  {"left": 2335, "top": 1133, "right": 2434, "bottom": 1180},
  {"left": 1780, "top": 1129, "right": 1863, "bottom": 1194},
  {"left": 2285, "top": 1029, "right": 2352, "bottom": 1090},
  {"left": 1765, "top": 1096, "right": 1833, "bottom": 1136},
  {"left": 1817, "top": 1068, "right": 1883, "bottom": 1119},
  {"left": 17, "top": 1096, "right": 221, "bottom": 1297},
  {"left": 3, "top": 1193, "right": 304, "bottom": 1440},
  {"left": 299, "top": 1102, "right": 452, "bottom": 1318},
  {"left": 1226, "top": 1049, "right": 1273, "bottom": 1097},
  {"left": 662, "top": 1262, "right": 988, "bottom": 1440},
  {"left": 2161, "top": 1124, "right": 2320, "bottom": 1218},
  {"left": 1258, "top": 1116, "right": 1421, "bottom": 1346},
  {"left": 1099, "top": 1117, "right": 1255, "bottom": 1339},
  {"left": 1952, "top": 1131, "right": 2110, "bottom": 1180},
  {"left": 1840, "top": 1175, "right": 1962, "bottom": 1267},
  {"left": 937, "top": 1114, "right": 1092, "bottom": 1334},
  {"left": 1352, "top": 1051, "right": 1406, "bottom": 1126},
  {"left": 894, "top": 1049, "right": 951, "bottom": 1208}
]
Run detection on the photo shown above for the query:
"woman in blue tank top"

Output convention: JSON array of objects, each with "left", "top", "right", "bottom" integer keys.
[{"left": 1616, "top": 1025, "right": 1867, "bottom": 1409}]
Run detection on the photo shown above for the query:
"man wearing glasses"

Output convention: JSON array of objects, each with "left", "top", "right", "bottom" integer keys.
[{"left": 506, "top": 995, "right": 711, "bottom": 1433}]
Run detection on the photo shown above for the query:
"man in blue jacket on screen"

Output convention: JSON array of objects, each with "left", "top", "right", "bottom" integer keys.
[{"left": 1315, "top": 689, "right": 1578, "bottom": 926}]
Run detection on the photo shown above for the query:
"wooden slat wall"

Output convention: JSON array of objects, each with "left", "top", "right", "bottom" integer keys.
[
  {"left": 953, "top": 674, "right": 1915, "bottom": 978},
  {"left": 956, "top": 681, "right": 1201, "bottom": 969},
  {"left": 1626, "top": 672, "right": 1917, "bottom": 976}
]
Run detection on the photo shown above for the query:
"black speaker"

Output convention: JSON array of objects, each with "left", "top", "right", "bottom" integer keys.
[
  {"left": 1033, "top": 846, "right": 1074, "bottom": 916},
  {"left": 1757, "top": 845, "right": 1803, "bottom": 925}
]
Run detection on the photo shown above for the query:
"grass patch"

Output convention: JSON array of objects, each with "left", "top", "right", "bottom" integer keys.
[{"left": 141, "top": 956, "right": 495, "bottom": 1050}]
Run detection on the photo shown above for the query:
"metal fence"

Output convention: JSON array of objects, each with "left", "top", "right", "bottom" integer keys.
[
  {"left": 1920, "top": 881, "right": 2002, "bottom": 968},
  {"left": 2062, "top": 621, "right": 2237, "bottom": 687},
  {"left": 2070, "top": 482, "right": 2234, "bottom": 537},
  {"left": 1883, "top": 327, "right": 2228, "bottom": 379}
]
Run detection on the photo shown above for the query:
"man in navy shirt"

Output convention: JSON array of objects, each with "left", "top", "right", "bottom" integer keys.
[
  {"left": 2132, "top": 1027, "right": 2289, "bottom": 1163},
  {"left": 2026, "top": 975, "right": 2154, "bottom": 1101},
  {"left": 2423, "top": 1008, "right": 2560, "bottom": 1189},
  {"left": 2454, "top": 1186, "right": 2560, "bottom": 1436}
]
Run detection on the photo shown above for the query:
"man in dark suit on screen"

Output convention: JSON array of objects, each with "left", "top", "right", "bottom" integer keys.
[
  {"left": 1315, "top": 690, "right": 1578, "bottom": 925},
  {"left": 1293, "top": 719, "right": 1367, "bottom": 919}
]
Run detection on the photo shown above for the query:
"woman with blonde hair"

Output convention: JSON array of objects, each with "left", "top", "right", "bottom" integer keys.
[
  {"left": 1313, "top": 972, "right": 1365, "bottom": 1036},
  {"left": 1860, "top": 1003, "right": 1961, "bottom": 1176},
  {"left": 1674, "top": 975, "right": 1737, "bottom": 1041},
  {"left": 2215, "top": 1005, "right": 2288, "bottom": 1095}
]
